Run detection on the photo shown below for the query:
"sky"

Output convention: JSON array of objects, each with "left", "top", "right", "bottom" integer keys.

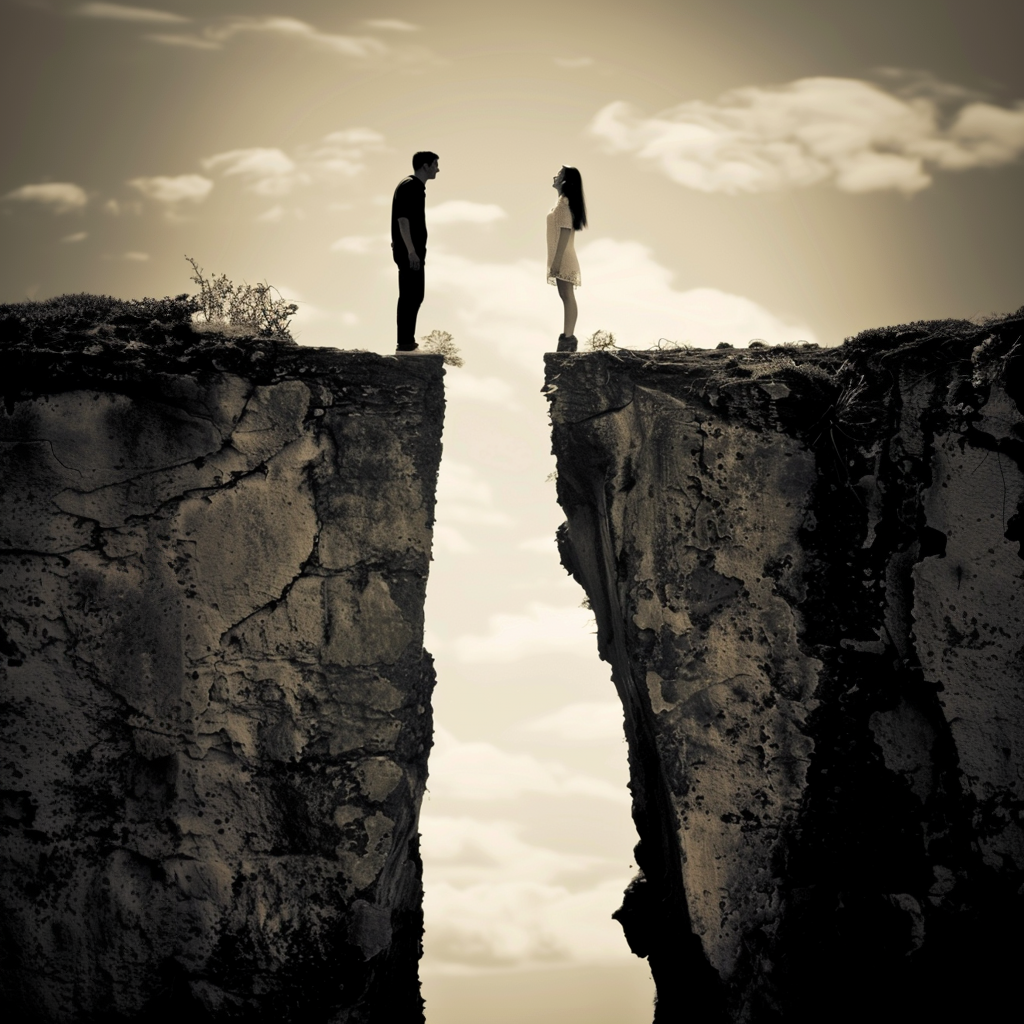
[{"left": 3, "top": 2, "right": 1023, "bottom": 1021}]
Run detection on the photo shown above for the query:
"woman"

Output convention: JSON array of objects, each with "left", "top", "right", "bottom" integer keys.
[{"left": 547, "top": 165, "right": 587, "bottom": 352}]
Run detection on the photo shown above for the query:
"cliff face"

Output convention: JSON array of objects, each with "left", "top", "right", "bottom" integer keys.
[
  {"left": 545, "top": 312, "right": 1024, "bottom": 1023},
  {"left": 0, "top": 321, "right": 444, "bottom": 1022}
]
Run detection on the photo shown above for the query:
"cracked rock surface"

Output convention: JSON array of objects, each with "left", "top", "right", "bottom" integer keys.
[
  {"left": 1, "top": 331, "right": 444, "bottom": 1023},
  {"left": 545, "top": 310, "right": 1024, "bottom": 1023}
]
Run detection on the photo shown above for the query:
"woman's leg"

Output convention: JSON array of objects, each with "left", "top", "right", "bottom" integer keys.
[{"left": 556, "top": 279, "right": 578, "bottom": 336}]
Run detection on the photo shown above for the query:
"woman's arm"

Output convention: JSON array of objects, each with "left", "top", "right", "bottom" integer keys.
[{"left": 550, "top": 226, "right": 571, "bottom": 276}]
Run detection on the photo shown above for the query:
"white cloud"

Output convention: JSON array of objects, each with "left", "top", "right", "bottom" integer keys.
[
  {"left": 421, "top": 816, "right": 605, "bottom": 886},
  {"left": 522, "top": 702, "right": 625, "bottom": 743},
  {"left": 423, "top": 876, "right": 631, "bottom": 973},
  {"left": 249, "top": 283, "right": 360, "bottom": 346},
  {"left": 202, "top": 147, "right": 300, "bottom": 196},
  {"left": 427, "top": 200, "right": 507, "bottom": 225},
  {"left": 433, "top": 524, "right": 476, "bottom": 554},
  {"left": 181, "top": 16, "right": 387, "bottom": 58},
  {"left": 128, "top": 174, "right": 213, "bottom": 204},
  {"left": 427, "top": 727, "right": 628, "bottom": 804},
  {"left": 442, "top": 371, "right": 520, "bottom": 409},
  {"left": 102, "top": 197, "right": 141, "bottom": 216},
  {"left": 144, "top": 32, "right": 219, "bottom": 50},
  {"left": 206, "top": 129, "right": 386, "bottom": 197},
  {"left": 436, "top": 458, "right": 514, "bottom": 528},
  {"left": 77, "top": 2, "right": 188, "bottom": 23},
  {"left": 203, "top": 147, "right": 295, "bottom": 178},
  {"left": 429, "top": 241, "right": 816, "bottom": 370},
  {"left": 300, "top": 131, "right": 386, "bottom": 179},
  {"left": 555, "top": 56, "right": 594, "bottom": 69},
  {"left": 148, "top": 16, "right": 436, "bottom": 63},
  {"left": 61, "top": 231, "right": 88, "bottom": 243},
  {"left": 255, "top": 205, "right": 285, "bottom": 223},
  {"left": 5, "top": 182, "right": 88, "bottom": 213},
  {"left": 363, "top": 19, "right": 420, "bottom": 32},
  {"left": 518, "top": 535, "right": 557, "bottom": 553},
  {"left": 330, "top": 234, "right": 387, "bottom": 254},
  {"left": 453, "top": 602, "right": 596, "bottom": 663},
  {"left": 420, "top": 814, "right": 633, "bottom": 972},
  {"left": 122, "top": 251, "right": 150, "bottom": 261},
  {"left": 590, "top": 77, "right": 1024, "bottom": 195}
]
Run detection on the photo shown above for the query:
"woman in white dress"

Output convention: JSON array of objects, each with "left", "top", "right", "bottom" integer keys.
[{"left": 547, "top": 165, "right": 587, "bottom": 352}]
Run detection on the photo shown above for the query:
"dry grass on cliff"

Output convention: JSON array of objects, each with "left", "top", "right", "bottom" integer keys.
[
  {"left": 0, "top": 292, "right": 199, "bottom": 336},
  {"left": 186, "top": 256, "right": 298, "bottom": 338}
]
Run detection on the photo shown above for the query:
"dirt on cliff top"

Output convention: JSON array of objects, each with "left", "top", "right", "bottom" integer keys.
[
  {"left": 546, "top": 306, "right": 1024, "bottom": 401},
  {"left": 0, "top": 293, "right": 443, "bottom": 404}
]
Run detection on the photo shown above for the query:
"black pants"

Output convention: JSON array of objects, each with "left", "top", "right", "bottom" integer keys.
[{"left": 396, "top": 265, "right": 424, "bottom": 350}]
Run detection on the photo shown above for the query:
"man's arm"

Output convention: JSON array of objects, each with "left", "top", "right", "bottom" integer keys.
[
  {"left": 550, "top": 226, "right": 571, "bottom": 276},
  {"left": 397, "top": 218, "right": 420, "bottom": 270}
]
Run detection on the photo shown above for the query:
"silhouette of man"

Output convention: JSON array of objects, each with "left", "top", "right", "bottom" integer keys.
[{"left": 391, "top": 151, "right": 439, "bottom": 353}]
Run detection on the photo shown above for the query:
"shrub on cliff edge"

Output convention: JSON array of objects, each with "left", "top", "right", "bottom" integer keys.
[{"left": 186, "top": 256, "right": 298, "bottom": 337}]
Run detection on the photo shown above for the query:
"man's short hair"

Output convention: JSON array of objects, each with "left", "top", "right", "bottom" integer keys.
[{"left": 412, "top": 151, "right": 439, "bottom": 171}]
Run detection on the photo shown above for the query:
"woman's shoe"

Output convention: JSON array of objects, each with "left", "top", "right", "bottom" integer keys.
[{"left": 556, "top": 334, "right": 577, "bottom": 352}]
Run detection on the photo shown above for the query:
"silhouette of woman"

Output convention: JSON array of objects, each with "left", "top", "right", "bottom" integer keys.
[{"left": 547, "top": 166, "right": 587, "bottom": 352}]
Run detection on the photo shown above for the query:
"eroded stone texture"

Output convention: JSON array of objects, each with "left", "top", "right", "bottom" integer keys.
[
  {"left": 546, "top": 311, "right": 1024, "bottom": 1023},
  {"left": 1, "top": 334, "right": 444, "bottom": 1023}
]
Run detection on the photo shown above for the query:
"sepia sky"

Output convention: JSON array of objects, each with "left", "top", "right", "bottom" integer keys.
[{"left": 4, "top": 2, "right": 1023, "bottom": 1021}]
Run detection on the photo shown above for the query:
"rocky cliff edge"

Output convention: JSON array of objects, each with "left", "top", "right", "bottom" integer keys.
[
  {"left": 0, "top": 309, "right": 445, "bottom": 1023},
  {"left": 546, "top": 311, "right": 1024, "bottom": 1023}
]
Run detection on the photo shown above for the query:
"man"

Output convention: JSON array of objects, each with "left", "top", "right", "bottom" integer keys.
[{"left": 391, "top": 151, "right": 439, "bottom": 353}]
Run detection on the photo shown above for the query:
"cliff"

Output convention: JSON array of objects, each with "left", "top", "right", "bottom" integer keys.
[
  {"left": 545, "top": 311, "right": 1024, "bottom": 1023},
  {"left": 0, "top": 306, "right": 445, "bottom": 1022}
]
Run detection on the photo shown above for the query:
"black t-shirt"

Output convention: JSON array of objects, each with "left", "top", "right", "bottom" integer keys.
[{"left": 391, "top": 176, "right": 427, "bottom": 265}]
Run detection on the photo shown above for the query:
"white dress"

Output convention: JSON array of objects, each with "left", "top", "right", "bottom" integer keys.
[{"left": 546, "top": 195, "right": 581, "bottom": 287}]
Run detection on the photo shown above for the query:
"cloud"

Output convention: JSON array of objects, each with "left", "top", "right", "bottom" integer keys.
[
  {"left": 61, "top": 231, "right": 88, "bottom": 243},
  {"left": 4, "top": 182, "right": 88, "bottom": 213},
  {"left": 429, "top": 241, "right": 816, "bottom": 369},
  {"left": 122, "top": 251, "right": 150, "bottom": 261},
  {"left": 203, "top": 17, "right": 387, "bottom": 57},
  {"left": 436, "top": 458, "right": 514, "bottom": 528},
  {"left": 590, "top": 76, "right": 1024, "bottom": 194},
  {"left": 421, "top": 815, "right": 604, "bottom": 886},
  {"left": 103, "top": 197, "right": 141, "bottom": 216},
  {"left": 420, "top": 813, "right": 632, "bottom": 972},
  {"left": 522, "top": 702, "right": 625, "bottom": 743},
  {"left": 77, "top": 7, "right": 438, "bottom": 64},
  {"left": 453, "top": 602, "right": 596, "bottom": 663},
  {"left": 518, "top": 535, "right": 557, "bottom": 553},
  {"left": 298, "top": 129, "right": 387, "bottom": 181},
  {"left": 128, "top": 173, "right": 213, "bottom": 204},
  {"left": 427, "top": 727, "right": 628, "bottom": 804},
  {"left": 442, "top": 371, "right": 520, "bottom": 409},
  {"left": 202, "top": 149, "right": 296, "bottom": 179},
  {"left": 427, "top": 200, "right": 507, "bottom": 225},
  {"left": 423, "top": 876, "right": 631, "bottom": 972},
  {"left": 363, "top": 19, "right": 420, "bottom": 32},
  {"left": 143, "top": 33, "right": 220, "bottom": 50},
  {"left": 330, "top": 234, "right": 387, "bottom": 254},
  {"left": 255, "top": 205, "right": 285, "bottom": 223},
  {"left": 202, "top": 148, "right": 300, "bottom": 196},
  {"left": 77, "top": 2, "right": 188, "bottom": 23},
  {"left": 207, "top": 129, "right": 386, "bottom": 197},
  {"left": 146, "top": 16, "right": 435, "bottom": 63},
  {"left": 433, "top": 524, "right": 476, "bottom": 554},
  {"left": 555, "top": 56, "right": 594, "bottom": 69}
]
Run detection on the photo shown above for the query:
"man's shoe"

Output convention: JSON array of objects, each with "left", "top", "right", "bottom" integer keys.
[
  {"left": 396, "top": 346, "right": 423, "bottom": 354},
  {"left": 556, "top": 334, "right": 578, "bottom": 353}
]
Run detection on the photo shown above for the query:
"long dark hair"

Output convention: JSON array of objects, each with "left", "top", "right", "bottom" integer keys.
[{"left": 560, "top": 166, "right": 587, "bottom": 230}]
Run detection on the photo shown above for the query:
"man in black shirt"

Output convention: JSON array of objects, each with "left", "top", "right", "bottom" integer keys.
[{"left": 391, "top": 151, "right": 439, "bottom": 353}]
